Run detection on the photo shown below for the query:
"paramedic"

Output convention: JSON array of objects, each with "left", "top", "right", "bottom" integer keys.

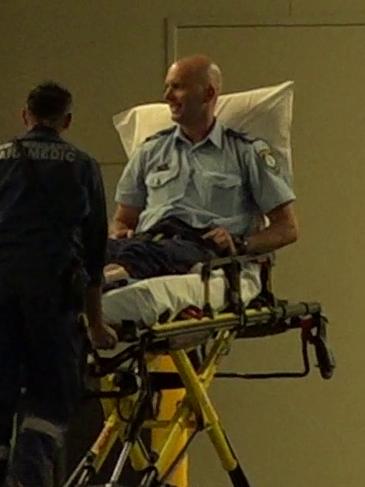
[
  {"left": 108, "top": 55, "right": 298, "bottom": 278},
  {"left": 0, "top": 82, "right": 116, "bottom": 486}
]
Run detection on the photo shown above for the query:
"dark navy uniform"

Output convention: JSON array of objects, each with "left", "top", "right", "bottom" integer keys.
[{"left": 0, "top": 125, "right": 107, "bottom": 486}]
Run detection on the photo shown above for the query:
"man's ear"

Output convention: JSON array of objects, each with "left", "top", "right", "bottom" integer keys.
[
  {"left": 203, "top": 84, "right": 215, "bottom": 103},
  {"left": 62, "top": 113, "right": 72, "bottom": 130},
  {"left": 22, "top": 108, "right": 29, "bottom": 127}
]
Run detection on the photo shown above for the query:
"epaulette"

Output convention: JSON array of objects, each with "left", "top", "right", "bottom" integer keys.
[
  {"left": 224, "top": 127, "right": 252, "bottom": 142},
  {"left": 144, "top": 126, "right": 176, "bottom": 143}
]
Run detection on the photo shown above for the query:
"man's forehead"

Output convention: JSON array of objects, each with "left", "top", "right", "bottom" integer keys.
[{"left": 165, "top": 62, "right": 198, "bottom": 84}]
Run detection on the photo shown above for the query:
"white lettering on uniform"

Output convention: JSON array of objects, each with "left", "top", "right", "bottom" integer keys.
[
  {"left": 0, "top": 141, "right": 76, "bottom": 162},
  {"left": 27, "top": 143, "right": 41, "bottom": 159},
  {"left": 65, "top": 150, "right": 75, "bottom": 162},
  {"left": 50, "top": 144, "right": 62, "bottom": 160},
  {"left": 0, "top": 142, "right": 12, "bottom": 159},
  {"left": 11, "top": 146, "right": 20, "bottom": 158},
  {"left": 40, "top": 146, "right": 50, "bottom": 159}
]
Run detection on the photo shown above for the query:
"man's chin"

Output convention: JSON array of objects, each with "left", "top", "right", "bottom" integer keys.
[{"left": 170, "top": 112, "right": 181, "bottom": 122}]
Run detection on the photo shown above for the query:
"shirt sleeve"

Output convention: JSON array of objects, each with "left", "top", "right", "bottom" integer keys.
[
  {"left": 245, "top": 139, "right": 296, "bottom": 214},
  {"left": 114, "top": 146, "right": 147, "bottom": 208},
  {"left": 82, "top": 158, "right": 108, "bottom": 286}
]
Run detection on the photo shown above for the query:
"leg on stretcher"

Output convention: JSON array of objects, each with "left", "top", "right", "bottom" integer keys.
[{"left": 65, "top": 255, "right": 335, "bottom": 487}]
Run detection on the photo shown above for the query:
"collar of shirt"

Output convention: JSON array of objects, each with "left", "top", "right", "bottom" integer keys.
[
  {"left": 173, "top": 119, "right": 224, "bottom": 150},
  {"left": 24, "top": 125, "right": 62, "bottom": 142}
]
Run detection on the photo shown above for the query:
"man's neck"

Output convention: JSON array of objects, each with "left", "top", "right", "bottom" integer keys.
[
  {"left": 28, "top": 123, "right": 59, "bottom": 132},
  {"left": 180, "top": 117, "right": 216, "bottom": 144},
  {"left": 26, "top": 116, "right": 63, "bottom": 134}
]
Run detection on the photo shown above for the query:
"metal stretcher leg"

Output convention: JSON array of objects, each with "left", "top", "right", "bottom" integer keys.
[
  {"left": 144, "top": 330, "right": 250, "bottom": 487},
  {"left": 149, "top": 356, "right": 188, "bottom": 487},
  {"left": 170, "top": 334, "right": 251, "bottom": 487}
]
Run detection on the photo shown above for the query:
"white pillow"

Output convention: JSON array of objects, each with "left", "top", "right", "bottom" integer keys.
[{"left": 113, "top": 81, "right": 294, "bottom": 174}]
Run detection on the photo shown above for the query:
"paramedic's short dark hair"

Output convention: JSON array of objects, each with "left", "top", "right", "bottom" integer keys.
[{"left": 26, "top": 82, "right": 72, "bottom": 122}]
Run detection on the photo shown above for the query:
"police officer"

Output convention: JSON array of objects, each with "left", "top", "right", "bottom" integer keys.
[
  {"left": 108, "top": 55, "right": 299, "bottom": 279},
  {"left": 0, "top": 82, "right": 116, "bottom": 486}
]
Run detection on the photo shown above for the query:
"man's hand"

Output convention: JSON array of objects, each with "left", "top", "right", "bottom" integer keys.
[
  {"left": 89, "top": 323, "right": 118, "bottom": 350},
  {"left": 202, "top": 226, "right": 237, "bottom": 255},
  {"left": 109, "top": 226, "right": 135, "bottom": 239},
  {"left": 104, "top": 264, "right": 130, "bottom": 283},
  {"left": 109, "top": 203, "right": 141, "bottom": 239}
]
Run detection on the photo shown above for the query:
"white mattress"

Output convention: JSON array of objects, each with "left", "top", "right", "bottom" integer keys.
[{"left": 102, "top": 263, "right": 261, "bottom": 327}]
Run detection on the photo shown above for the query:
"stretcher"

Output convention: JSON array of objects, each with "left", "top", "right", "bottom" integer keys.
[
  {"left": 64, "top": 81, "right": 335, "bottom": 486},
  {"left": 64, "top": 254, "right": 335, "bottom": 487}
]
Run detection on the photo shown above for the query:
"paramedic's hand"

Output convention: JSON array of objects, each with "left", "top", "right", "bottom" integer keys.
[
  {"left": 109, "top": 226, "right": 135, "bottom": 239},
  {"left": 89, "top": 323, "right": 118, "bottom": 350},
  {"left": 202, "top": 227, "right": 237, "bottom": 255}
]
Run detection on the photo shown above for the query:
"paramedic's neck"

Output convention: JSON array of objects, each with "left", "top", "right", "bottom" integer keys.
[
  {"left": 22, "top": 108, "right": 71, "bottom": 134},
  {"left": 180, "top": 117, "right": 216, "bottom": 144}
]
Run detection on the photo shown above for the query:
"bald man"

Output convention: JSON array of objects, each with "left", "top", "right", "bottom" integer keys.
[{"left": 107, "top": 55, "right": 298, "bottom": 280}]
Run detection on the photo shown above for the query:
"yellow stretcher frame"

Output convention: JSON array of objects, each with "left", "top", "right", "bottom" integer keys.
[{"left": 63, "top": 299, "right": 335, "bottom": 487}]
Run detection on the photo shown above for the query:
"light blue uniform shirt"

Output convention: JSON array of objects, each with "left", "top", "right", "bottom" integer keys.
[{"left": 115, "top": 121, "right": 295, "bottom": 236}]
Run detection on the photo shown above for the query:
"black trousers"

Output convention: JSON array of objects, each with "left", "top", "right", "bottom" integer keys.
[
  {"left": 0, "top": 266, "right": 87, "bottom": 487},
  {"left": 107, "top": 217, "right": 220, "bottom": 279}
]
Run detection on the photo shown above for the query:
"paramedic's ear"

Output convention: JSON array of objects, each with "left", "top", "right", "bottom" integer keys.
[
  {"left": 22, "top": 108, "right": 31, "bottom": 128},
  {"left": 62, "top": 112, "right": 72, "bottom": 130}
]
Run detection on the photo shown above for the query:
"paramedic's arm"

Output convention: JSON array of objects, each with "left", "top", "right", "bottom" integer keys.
[
  {"left": 109, "top": 203, "right": 142, "bottom": 238},
  {"left": 83, "top": 158, "right": 117, "bottom": 348}
]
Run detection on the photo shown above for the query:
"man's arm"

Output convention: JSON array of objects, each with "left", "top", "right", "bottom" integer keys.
[
  {"left": 109, "top": 203, "right": 142, "bottom": 238},
  {"left": 244, "top": 200, "right": 298, "bottom": 254},
  {"left": 82, "top": 158, "right": 117, "bottom": 348},
  {"left": 203, "top": 201, "right": 298, "bottom": 255},
  {"left": 86, "top": 286, "right": 117, "bottom": 349},
  {"left": 112, "top": 144, "right": 147, "bottom": 238}
]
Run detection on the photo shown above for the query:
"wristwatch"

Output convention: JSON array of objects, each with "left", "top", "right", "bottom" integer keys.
[
  {"left": 240, "top": 238, "right": 249, "bottom": 255},
  {"left": 233, "top": 235, "right": 249, "bottom": 255}
]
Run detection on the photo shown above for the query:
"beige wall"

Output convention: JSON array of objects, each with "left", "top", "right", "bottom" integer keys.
[{"left": 1, "top": 1, "right": 364, "bottom": 486}]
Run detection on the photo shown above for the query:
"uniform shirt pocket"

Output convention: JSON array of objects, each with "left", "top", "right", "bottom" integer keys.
[
  {"left": 145, "top": 166, "right": 181, "bottom": 206},
  {"left": 203, "top": 171, "right": 242, "bottom": 216}
]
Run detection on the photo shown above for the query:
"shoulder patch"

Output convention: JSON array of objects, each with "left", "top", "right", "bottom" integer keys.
[
  {"left": 253, "top": 139, "right": 280, "bottom": 174},
  {"left": 224, "top": 127, "right": 251, "bottom": 142},
  {"left": 144, "top": 126, "right": 176, "bottom": 143}
]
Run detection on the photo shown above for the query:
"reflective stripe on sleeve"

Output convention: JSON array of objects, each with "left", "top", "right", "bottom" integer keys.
[{"left": 21, "top": 416, "right": 66, "bottom": 447}]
